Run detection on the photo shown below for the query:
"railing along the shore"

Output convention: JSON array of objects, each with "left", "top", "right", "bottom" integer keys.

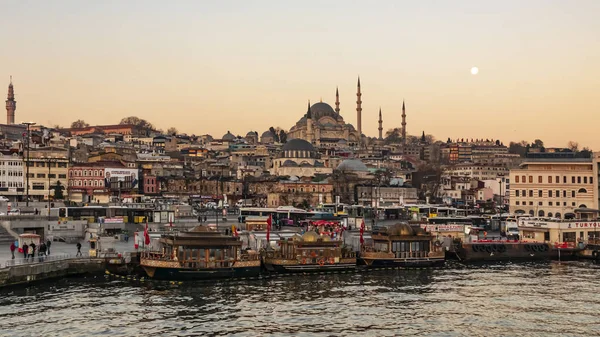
[{"left": 4, "top": 253, "right": 91, "bottom": 268}]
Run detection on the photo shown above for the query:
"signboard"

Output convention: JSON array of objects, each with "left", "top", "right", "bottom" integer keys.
[
  {"left": 420, "top": 224, "right": 465, "bottom": 232},
  {"left": 101, "top": 217, "right": 124, "bottom": 224},
  {"left": 104, "top": 168, "right": 139, "bottom": 188}
]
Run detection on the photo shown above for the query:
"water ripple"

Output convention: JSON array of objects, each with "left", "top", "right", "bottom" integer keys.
[{"left": 1, "top": 261, "right": 600, "bottom": 336}]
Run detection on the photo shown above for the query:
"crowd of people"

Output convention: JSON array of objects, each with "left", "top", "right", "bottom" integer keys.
[{"left": 9, "top": 239, "right": 52, "bottom": 262}]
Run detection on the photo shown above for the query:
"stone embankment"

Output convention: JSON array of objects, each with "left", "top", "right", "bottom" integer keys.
[{"left": 0, "top": 258, "right": 105, "bottom": 288}]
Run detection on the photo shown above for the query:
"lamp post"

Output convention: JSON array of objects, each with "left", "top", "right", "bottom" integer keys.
[
  {"left": 22, "top": 122, "right": 36, "bottom": 207},
  {"left": 44, "top": 157, "right": 58, "bottom": 215}
]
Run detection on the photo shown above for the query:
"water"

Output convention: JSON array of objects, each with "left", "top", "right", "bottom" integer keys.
[{"left": 1, "top": 261, "right": 600, "bottom": 336}]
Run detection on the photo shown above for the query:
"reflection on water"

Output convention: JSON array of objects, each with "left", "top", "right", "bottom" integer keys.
[{"left": 1, "top": 261, "right": 600, "bottom": 336}]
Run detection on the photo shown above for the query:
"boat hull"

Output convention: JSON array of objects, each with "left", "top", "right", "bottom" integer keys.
[
  {"left": 141, "top": 259, "right": 261, "bottom": 281},
  {"left": 358, "top": 257, "right": 445, "bottom": 268},
  {"left": 263, "top": 258, "right": 357, "bottom": 273},
  {"left": 456, "top": 242, "right": 555, "bottom": 262}
]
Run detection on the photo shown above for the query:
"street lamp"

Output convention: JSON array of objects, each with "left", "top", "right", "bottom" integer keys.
[
  {"left": 42, "top": 156, "right": 58, "bottom": 215},
  {"left": 21, "top": 122, "right": 36, "bottom": 207}
]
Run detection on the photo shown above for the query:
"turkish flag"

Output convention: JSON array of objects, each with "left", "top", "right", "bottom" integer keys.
[
  {"left": 359, "top": 219, "right": 365, "bottom": 244},
  {"left": 144, "top": 221, "right": 151, "bottom": 246},
  {"left": 266, "top": 215, "right": 272, "bottom": 242}
]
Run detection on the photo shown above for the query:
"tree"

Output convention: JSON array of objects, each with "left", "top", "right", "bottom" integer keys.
[
  {"left": 70, "top": 120, "right": 89, "bottom": 128},
  {"left": 508, "top": 141, "right": 529, "bottom": 157},
  {"left": 120, "top": 116, "right": 154, "bottom": 130},
  {"left": 54, "top": 181, "right": 65, "bottom": 200},
  {"left": 269, "top": 126, "right": 280, "bottom": 142},
  {"left": 167, "top": 127, "right": 178, "bottom": 135},
  {"left": 279, "top": 130, "right": 287, "bottom": 143},
  {"left": 532, "top": 139, "right": 544, "bottom": 148},
  {"left": 567, "top": 141, "right": 579, "bottom": 152}
]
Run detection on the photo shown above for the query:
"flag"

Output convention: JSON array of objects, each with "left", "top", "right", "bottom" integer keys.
[
  {"left": 144, "top": 221, "right": 151, "bottom": 246},
  {"left": 232, "top": 225, "right": 238, "bottom": 237},
  {"left": 359, "top": 219, "right": 365, "bottom": 245},
  {"left": 266, "top": 214, "right": 272, "bottom": 242}
]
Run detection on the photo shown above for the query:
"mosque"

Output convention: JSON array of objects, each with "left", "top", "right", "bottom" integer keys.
[{"left": 286, "top": 77, "right": 406, "bottom": 149}]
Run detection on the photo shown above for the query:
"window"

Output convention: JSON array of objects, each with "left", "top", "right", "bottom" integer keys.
[
  {"left": 572, "top": 176, "right": 575, "bottom": 183},
  {"left": 563, "top": 176, "right": 567, "bottom": 183},
  {"left": 538, "top": 201, "right": 543, "bottom": 206},
  {"left": 577, "top": 176, "right": 581, "bottom": 184},
  {"left": 48, "top": 174, "right": 56, "bottom": 179},
  {"left": 516, "top": 201, "right": 520, "bottom": 205},
  {"left": 578, "top": 188, "right": 587, "bottom": 193},
  {"left": 529, "top": 176, "right": 533, "bottom": 183},
  {"left": 516, "top": 176, "right": 520, "bottom": 183},
  {"left": 538, "top": 176, "right": 542, "bottom": 183},
  {"left": 584, "top": 177, "right": 588, "bottom": 184},
  {"left": 59, "top": 174, "right": 66, "bottom": 179},
  {"left": 538, "top": 190, "right": 542, "bottom": 197},
  {"left": 529, "top": 190, "right": 533, "bottom": 197},
  {"left": 556, "top": 176, "right": 559, "bottom": 183},
  {"left": 522, "top": 175, "right": 526, "bottom": 183},
  {"left": 572, "top": 191, "right": 576, "bottom": 198},
  {"left": 516, "top": 190, "right": 520, "bottom": 197},
  {"left": 591, "top": 177, "right": 594, "bottom": 184},
  {"left": 548, "top": 176, "right": 552, "bottom": 183},
  {"left": 556, "top": 190, "right": 560, "bottom": 197},
  {"left": 563, "top": 190, "right": 567, "bottom": 197},
  {"left": 549, "top": 202, "right": 553, "bottom": 206},
  {"left": 37, "top": 173, "right": 45, "bottom": 178},
  {"left": 572, "top": 202, "right": 576, "bottom": 206},
  {"left": 522, "top": 190, "right": 526, "bottom": 197},
  {"left": 549, "top": 190, "right": 553, "bottom": 197},
  {"left": 529, "top": 201, "right": 534, "bottom": 206}
]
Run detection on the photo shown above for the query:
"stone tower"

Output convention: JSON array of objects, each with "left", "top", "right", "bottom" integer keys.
[
  {"left": 6, "top": 77, "right": 16, "bottom": 125},
  {"left": 356, "top": 77, "right": 362, "bottom": 142},
  {"left": 306, "top": 101, "right": 313, "bottom": 143},
  {"left": 401, "top": 100, "right": 406, "bottom": 147},
  {"left": 378, "top": 107, "right": 383, "bottom": 140},
  {"left": 335, "top": 86, "right": 340, "bottom": 114}
]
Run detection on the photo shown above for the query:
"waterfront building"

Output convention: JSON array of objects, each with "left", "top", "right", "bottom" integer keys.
[
  {"left": 267, "top": 180, "right": 333, "bottom": 207},
  {"left": 0, "top": 150, "right": 24, "bottom": 201},
  {"left": 68, "top": 161, "right": 139, "bottom": 203},
  {"left": 509, "top": 158, "right": 596, "bottom": 219},
  {"left": 24, "top": 147, "right": 69, "bottom": 202}
]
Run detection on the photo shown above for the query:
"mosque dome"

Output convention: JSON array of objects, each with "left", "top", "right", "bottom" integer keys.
[
  {"left": 337, "top": 159, "right": 368, "bottom": 172},
  {"left": 309, "top": 102, "right": 337, "bottom": 120},
  {"left": 222, "top": 131, "right": 235, "bottom": 141},
  {"left": 246, "top": 131, "right": 258, "bottom": 137},
  {"left": 301, "top": 231, "right": 319, "bottom": 243},
  {"left": 283, "top": 138, "right": 315, "bottom": 152},
  {"left": 261, "top": 130, "right": 274, "bottom": 138}
]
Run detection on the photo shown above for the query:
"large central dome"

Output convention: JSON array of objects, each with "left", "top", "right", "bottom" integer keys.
[{"left": 309, "top": 102, "right": 337, "bottom": 120}]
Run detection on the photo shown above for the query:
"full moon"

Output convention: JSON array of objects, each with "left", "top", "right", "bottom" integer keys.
[{"left": 471, "top": 67, "right": 479, "bottom": 75}]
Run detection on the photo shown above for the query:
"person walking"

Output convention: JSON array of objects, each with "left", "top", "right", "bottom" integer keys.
[
  {"left": 38, "top": 242, "right": 46, "bottom": 262},
  {"left": 76, "top": 242, "right": 82, "bottom": 257},
  {"left": 29, "top": 242, "right": 36, "bottom": 261},
  {"left": 46, "top": 239, "right": 52, "bottom": 255},
  {"left": 22, "top": 243, "right": 28, "bottom": 260},
  {"left": 10, "top": 241, "right": 16, "bottom": 259}
]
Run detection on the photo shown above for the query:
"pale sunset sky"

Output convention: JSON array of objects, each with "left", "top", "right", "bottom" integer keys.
[{"left": 1, "top": 0, "right": 599, "bottom": 148}]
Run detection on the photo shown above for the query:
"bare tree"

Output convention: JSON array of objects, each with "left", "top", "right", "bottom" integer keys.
[
  {"left": 167, "top": 127, "right": 178, "bottom": 135},
  {"left": 567, "top": 141, "right": 579, "bottom": 152}
]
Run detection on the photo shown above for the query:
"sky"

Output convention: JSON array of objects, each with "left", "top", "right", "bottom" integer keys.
[{"left": 1, "top": 0, "right": 599, "bottom": 149}]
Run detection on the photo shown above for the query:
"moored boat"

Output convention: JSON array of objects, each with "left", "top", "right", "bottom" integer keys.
[
  {"left": 262, "top": 231, "right": 357, "bottom": 273},
  {"left": 140, "top": 225, "right": 261, "bottom": 281},
  {"left": 358, "top": 224, "right": 445, "bottom": 268}
]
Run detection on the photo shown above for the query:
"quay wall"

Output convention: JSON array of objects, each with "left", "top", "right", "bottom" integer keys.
[{"left": 0, "top": 259, "right": 105, "bottom": 289}]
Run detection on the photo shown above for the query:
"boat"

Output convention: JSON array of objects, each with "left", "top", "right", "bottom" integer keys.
[
  {"left": 358, "top": 224, "right": 445, "bottom": 268},
  {"left": 454, "top": 240, "right": 554, "bottom": 261},
  {"left": 140, "top": 225, "right": 261, "bottom": 281},
  {"left": 262, "top": 231, "right": 357, "bottom": 273}
]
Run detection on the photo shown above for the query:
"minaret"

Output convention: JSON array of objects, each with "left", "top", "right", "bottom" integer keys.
[
  {"left": 378, "top": 107, "right": 383, "bottom": 140},
  {"left": 401, "top": 100, "right": 406, "bottom": 147},
  {"left": 6, "top": 76, "right": 16, "bottom": 125},
  {"left": 306, "top": 100, "right": 313, "bottom": 143},
  {"left": 335, "top": 87, "right": 340, "bottom": 115},
  {"left": 356, "top": 77, "right": 362, "bottom": 142}
]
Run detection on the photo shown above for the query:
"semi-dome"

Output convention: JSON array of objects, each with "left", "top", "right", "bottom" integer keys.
[
  {"left": 222, "top": 131, "right": 235, "bottom": 141},
  {"left": 246, "top": 131, "right": 258, "bottom": 137},
  {"left": 302, "top": 231, "right": 319, "bottom": 242},
  {"left": 337, "top": 159, "right": 368, "bottom": 172},
  {"left": 309, "top": 102, "right": 337, "bottom": 120},
  {"left": 283, "top": 138, "right": 315, "bottom": 152}
]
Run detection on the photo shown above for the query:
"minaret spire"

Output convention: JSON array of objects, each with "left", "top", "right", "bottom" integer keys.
[
  {"left": 356, "top": 76, "right": 362, "bottom": 144},
  {"left": 6, "top": 77, "right": 16, "bottom": 125},
  {"left": 401, "top": 100, "right": 406, "bottom": 148},
  {"left": 378, "top": 107, "right": 383, "bottom": 140},
  {"left": 335, "top": 86, "right": 340, "bottom": 115},
  {"left": 306, "top": 100, "right": 313, "bottom": 143}
]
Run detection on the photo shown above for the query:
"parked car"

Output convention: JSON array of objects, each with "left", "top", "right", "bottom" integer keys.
[
  {"left": 8, "top": 209, "right": 20, "bottom": 215},
  {"left": 0, "top": 196, "right": 9, "bottom": 202}
]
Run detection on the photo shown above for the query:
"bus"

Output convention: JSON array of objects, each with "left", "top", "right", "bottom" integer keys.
[
  {"left": 238, "top": 206, "right": 313, "bottom": 226},
  {"left": 238, "top": 207, "right": 277, "bottom": 223},
  {"left": 52, "top": 206, "right": 154, "bottom": 224},
  {"left": 317, "top": 203, "right": 347, "bottom": 215}
]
